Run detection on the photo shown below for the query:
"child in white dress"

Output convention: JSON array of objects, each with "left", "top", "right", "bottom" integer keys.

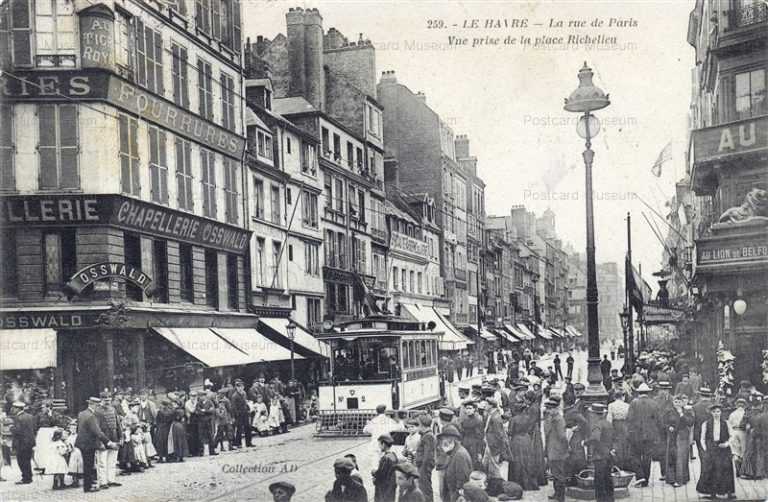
[{"left": 46, "top": 430, "right": 69, "bottom": 490}]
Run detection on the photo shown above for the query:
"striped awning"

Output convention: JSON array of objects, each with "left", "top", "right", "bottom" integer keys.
[{"left": 515, "top": 324, "right": 536, "bottom": 341}]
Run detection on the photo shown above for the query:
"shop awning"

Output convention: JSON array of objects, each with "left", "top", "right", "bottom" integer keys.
[
  {"left": 152, "top": 328, "right": 253, "bottom": 368},
  {"left": 534, "top": 324, "right": 552, "bottom": 340},
  {"left": 0, "top": 329, "right": 57, "bottom": 370},
  {"left": 402, "top": 304, "right": 471, "bottom": 351},
  {"left": 497, "top": 326, "right": 521, "bottom": 344},
  {"left": 212, "top": 328, "right": 304, "bottom": 363},
  {"left": 548, "top": 328, "right": 565, "bottom": 339},
  {"left": 514, "top": 324, "right": 536, "bottom": 341},
  {"left": 566, "top": 325, "right": 584, "bottom": 338},
  {"left": 465, "top": 326, "right": 497, "bottom": 341},
  {"left": 258, "top": 317, "right": 330, "bottom": 358},
  {"left": 503, "top": 324, "right": 526, "bottom": 342}
]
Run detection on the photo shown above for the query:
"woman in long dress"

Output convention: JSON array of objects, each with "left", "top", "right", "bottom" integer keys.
[
  {"left": 167, "top": 408, "right": 189, "bottom": 462},
  {"left": 696, "top": 404, "right": 736, "bottom": 499},
  {"left": 507, "top": 403, "right": 537, "bottom": 490},
  {"left": 663, "top": 394, "right": 695, "bottom": 486},
  {"left": 154, "top": 401, "right": 174, "bottom": 462},
  {"left": 740, "top": 398, "right": 767, "bottom": 480},
  {"left": 525, "top": 392, "right": 547, "bottom": 487}
]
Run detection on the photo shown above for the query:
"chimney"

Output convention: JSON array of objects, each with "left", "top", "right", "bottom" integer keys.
[
  {"left": 415, "top": 91, "right": 426, "bottom": 103},
  {"left": 379, "top": 70, "right": 397, "bottom": 84},
  {"left": 455, "top": 134, "right": 470, "bottom": 158},
  {"left": 324, "top": 27, "right": 347, "bottom": 50},
  {"left": 286, "top": 8, "right": 307, "bottom": 100},
  {"left": 303, "top": 8, "right": 325, "bottom": 110}
]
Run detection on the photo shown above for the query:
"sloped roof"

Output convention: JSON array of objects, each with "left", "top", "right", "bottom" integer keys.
[
  {"left": 245, "top": 107, "right": 270, "bottom": 131},
  {"left": 272, "top": 96, "right": 318, "bottom": 115}
]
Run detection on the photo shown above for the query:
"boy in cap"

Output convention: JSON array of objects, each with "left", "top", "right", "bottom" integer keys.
[
  {"left": 326, "top": 457, "right": 368, "bottom": 502},
  {"left": 269, "top": 481, "right": 295, "bottom": 502},
  {"left": 372, "top": 433, "right": 398, "bottom": 501},
  {"left": 395, "top": 462, "right": 425, "bottom": 502}
]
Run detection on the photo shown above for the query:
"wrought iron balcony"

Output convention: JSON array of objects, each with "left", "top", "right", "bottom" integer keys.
[{"left": 731, "top": 2, "right": 768, "bottom": 28}]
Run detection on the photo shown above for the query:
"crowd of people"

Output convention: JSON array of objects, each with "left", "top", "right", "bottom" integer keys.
[
  {"left": 319, "top": 349, "right": 754, "bottom": 502},
  {"left": 0, "top": 374, "right": 314, "bottom": 493}
]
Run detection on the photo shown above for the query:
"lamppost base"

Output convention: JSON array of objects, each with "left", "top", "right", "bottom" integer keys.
[{"left": 582, "top": 357, "right": 609, "bottom": 404}]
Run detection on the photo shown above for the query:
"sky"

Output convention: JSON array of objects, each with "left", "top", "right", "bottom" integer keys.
[{"left": 243, "top": 0, "right": 695, "bottom": 294}]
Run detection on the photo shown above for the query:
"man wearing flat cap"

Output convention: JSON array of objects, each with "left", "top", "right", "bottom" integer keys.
[
  {"left": 395, "top": 462, "right": 425, "bottom": 502},
  {"left": 10, "top": 401, "right": 34, "bottom": 484},
  {"left": 269, "top": 481, "right": 295, "bottom": 502},
  {"left": 326, "top": 457, "right": 368, "bottom": 502},
  {"left": 372, "top": 433, "right": 398, "bottom": 502},
  {"left": 586, "top": 404, "right": 614, "bottom": 502}
]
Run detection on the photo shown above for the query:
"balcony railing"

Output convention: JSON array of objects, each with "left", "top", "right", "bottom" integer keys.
[
  {"left": 730, "top": 2, "right": 768, "bottom": 28},
  {"left": 325, "top": 254, "right": 346, "bottom": 269}
]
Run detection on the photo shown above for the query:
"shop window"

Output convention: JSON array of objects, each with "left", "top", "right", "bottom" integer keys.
[
  {"left": 227, "top": 254, "right": 238, "bottom": 310},
  {"left": 152, "top": 239, "right": 169, "bottom": 303},
  {"left": 179, "top": 243, "right": 194, "bottom": 302},
  {"left": 171, "top": 43, "right": 189, "bottom": 109},
  {"left": 39, "top": 104, "right": 78, "bottom": 189},
  {"left": 124, "top": 232, "right": 142, "bottom": 301},
  {"left": 0, "top": 105, "right": 14, "bottom": 190},
  {"left": 0, "top": 229, "right": 17, "bottom": 297},
  {"left": 42, "top": 229, "right": 75, "bottom": 297},
  {"left": 205, "top": 249, "right": 218, "bottom": 308}
]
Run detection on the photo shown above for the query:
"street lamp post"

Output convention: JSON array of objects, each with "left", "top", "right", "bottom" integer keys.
[
  {"left": 286, "top": 317, "right": 297, "bottom": 381},
  {"left": 619, "top": 307, "right": 632, "bottom": 374},
  {"left": 564, "top": 62, "right": 610, "bottom": 403}
]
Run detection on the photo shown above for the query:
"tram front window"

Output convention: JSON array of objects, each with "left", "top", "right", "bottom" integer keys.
[{"left": 332, "top": 338, "right": 400, "bottom": 381}]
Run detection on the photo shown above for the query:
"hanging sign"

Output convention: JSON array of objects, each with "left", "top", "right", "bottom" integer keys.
[{"left": 64, "top": 262, "right": 153, "bottom": 298}]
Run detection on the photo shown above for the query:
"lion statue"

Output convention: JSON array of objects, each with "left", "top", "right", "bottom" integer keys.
[{"left": 718, "top": 188, "right": 768, "bottom": 223}]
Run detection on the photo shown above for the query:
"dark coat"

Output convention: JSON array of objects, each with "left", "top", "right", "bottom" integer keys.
[
  {"left": 326, "top": 476, "right": 369, "bottom": 502},
  {"left": 697, "top": 418, "right": 735, "bottom": 496},
  {"left": 459, "top": 413, "right": 484, "bottom": 463},
  {"left": 587, "top": 416, "right": 614, "bottom": 461},
  {"left": 397, "top": 485, "right": 426, "bottom": 502},
  {"left": 373, "top": 451, "right": 398, "bottom": 502},
  {"left": 626, "top": 395, "right": 660, "bottom": 444},
  {"left": 11, "top": 411, "right": 36, "bottom": 451},
  {"left": 692, "top": 398, "right": 712, "bottom": 444},
  {"left": 442, "top": 444, "right": 473, "bottom": 502},
  {"left": 75, "top": 407, "right": 110, "bottom": 451},
  {"left": 484, "top": 410, "right": 511, "bottom": 461},
  {"left": 229, "top": 389, "right": 249, "bottom": 417},
  {"left": 415, "top": 429, "right": 435, "bottom": 471}
]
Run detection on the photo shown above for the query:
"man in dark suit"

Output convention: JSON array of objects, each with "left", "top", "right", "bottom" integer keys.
[
  {"left": 586, "top": 403, "right": 614, "bottom": 502},
  {"left": 544, "top": 398, "right": 569, "bottom": 502},
  {"left": 692, "top": 387, "right": 714, "bottom": 461},
  {"left": 10, "top": 402, "right": 35, "bottom": 484},
  {"left": 76, "top": 397, "right": 113, "bottom": 492},
  {"left": 481, "top": 398, "right": 511, "bottom": 483},
  {"left": 626, "top": 383, "right": 659, "bottom": 486}
]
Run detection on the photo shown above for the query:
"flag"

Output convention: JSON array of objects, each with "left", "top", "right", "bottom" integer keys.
[
  {"left": 651, "top": 141, "right": 673, "bottom": 177},
  {"left": 626, "top": 256, "right": 652, "bottom": 311}
]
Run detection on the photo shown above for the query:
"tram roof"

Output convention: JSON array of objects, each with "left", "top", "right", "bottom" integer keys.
[{"left": 316, "top": 329, "right": 443, "bottom": 341}]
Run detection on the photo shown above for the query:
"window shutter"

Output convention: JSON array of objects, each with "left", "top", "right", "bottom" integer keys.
[
  {"left": 0, "top": 3, "right": 11, "bottom": 69},
  {"left": 233, "top": 0, "right": 241, "bottom": 53},
  {"left": 59, "top": 105, "right": 79, "bottom": 189},
  {"left": 209, "top": 152, "right": 217, "bottom": 216},
  {"left": 180, "top": 48, "right": 189, "bottom": 108},
  {"left": 175, "top": 138, "right": 184, "bottom": 207},
  {"left": 212, "top": 0, "right": 221, "bottom": 40},
  {"left": 201, "top": 150, "right": 209, "bottom": 215},
  {"left": 10, "top": 0, "right": 31, "bottom": 66},
  {"left": 159, "top": 131, "right": 168, "bottom": 203},
  {"left": 130, "top": 118, "right": 140, "bottom": 195},
  {"left": 198, "top": 59, "right": 206, "bottom": 117},
  {"left": 154, "top": 31, "right": 164, "bottom": 95},
  {"left": 0, "top": 106, "right": 14, "bottom": 190},
  {"left": 135, "top": 19, "right": 146, "bottom": 86},
  {"left": 172, "top": 45, "right": 180, "bottom": 105},
  {"left": 38, "top": 105, "right": 58, "bottom": 189}
]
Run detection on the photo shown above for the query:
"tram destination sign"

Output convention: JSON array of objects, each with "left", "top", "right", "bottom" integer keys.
[{"left": 0, "top": 195, "right": 251, "bottom": 254}]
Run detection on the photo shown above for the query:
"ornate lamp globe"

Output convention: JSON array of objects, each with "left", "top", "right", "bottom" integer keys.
[{"left": 564, "top": 62, "right": 611, "bottom": 113}]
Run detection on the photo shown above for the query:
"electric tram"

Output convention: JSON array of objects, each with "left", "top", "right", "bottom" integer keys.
[{"left": 316, "top": 316, "right": 443, "bottom": 414}]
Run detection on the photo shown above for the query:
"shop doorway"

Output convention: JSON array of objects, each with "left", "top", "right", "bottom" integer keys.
[{"left": 69, "top": 333, "right": 102, "bottom": 411}]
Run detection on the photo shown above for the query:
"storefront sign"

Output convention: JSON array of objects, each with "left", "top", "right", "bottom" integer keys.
[
  {"left": 65, "top": 262, "right": 153, "bottom": 297},
  {"left": 697, "top": 241, "right": 768, "bottom": 265},
  {"left": 79, "top": 6, "right": 115, "bottom": 70},
  {"left": 0, "top": 311, "right": 101, "bottom": 329},
  {"left": 323, "top": 267, "right": 355, "bottom": 284},
  {"left": 0, "top": 196, "right": 102, "bottom": 224},
  {"left": 390, "top": 231, "right": 429, "bottom": 259},
  {"left": 0, "top": 69, "right": 109, "bottom": 101},
  {"left": 0, "top": 195, "right": 251, "bottom": 254},
  {"left": 693, "top": 115, "right": 768, "bottom": 164},
  {"left": 108, "top": 78, "right": 245, "bottom": 159}
]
